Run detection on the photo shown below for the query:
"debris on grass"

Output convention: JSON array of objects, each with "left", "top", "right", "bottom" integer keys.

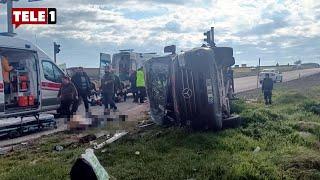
[
  {"left": 138, "top": 122, "right": 155, "bottom": 129},
  {"left": 79, "top": 134, "right": 97, "bottom": 144},
  {"left": 21, "top": 142, "right": 28, "bottom": 146},
  {"left": 53, "top": 145, "right": 64, "bottom": 152},
  {"left": 94, "top": 132, "right": 128, "bottom": 150},
  {"left": 70, "top": 148, "right": 110, "bottom": 180},
  {"left": 253, "top": 146, "right": 261, "bottom": 154}
]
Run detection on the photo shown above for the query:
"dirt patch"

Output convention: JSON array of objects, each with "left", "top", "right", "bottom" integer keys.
[
  {"left": 293, "top": 121, "right": 320, "bottom": 133},
  {"left": 284, "top": 154, "right": 320, "bottom": 179}
]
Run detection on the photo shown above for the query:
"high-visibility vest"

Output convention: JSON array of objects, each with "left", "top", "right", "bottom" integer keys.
[
  {"left": 1, "top": 56, "right": 13, "bottom": 83},
  {"left": 136, "top": 70, "right": 145, "bottom": 87}
]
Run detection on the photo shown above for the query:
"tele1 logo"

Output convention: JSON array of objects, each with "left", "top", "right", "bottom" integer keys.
[{"left": 12, "top": 8, "right": 56, "bottom": 28}]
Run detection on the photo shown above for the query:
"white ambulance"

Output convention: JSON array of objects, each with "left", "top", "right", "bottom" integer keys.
[{"left": 0, "top": 34, "right": 65, "bottom": 118}]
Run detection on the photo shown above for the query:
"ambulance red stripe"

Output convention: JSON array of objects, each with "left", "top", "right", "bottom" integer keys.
[{"left": 41, "top": 82, "right": 61, "bottom": 91}]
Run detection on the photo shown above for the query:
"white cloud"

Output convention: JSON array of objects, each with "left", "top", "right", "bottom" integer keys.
[{"left": 0, "top": 0, "right": 319, "bottom": 66}]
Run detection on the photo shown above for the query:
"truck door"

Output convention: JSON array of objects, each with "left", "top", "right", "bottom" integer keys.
[{"left": 41, "top": 60, "right": 63, "bottom": 111}]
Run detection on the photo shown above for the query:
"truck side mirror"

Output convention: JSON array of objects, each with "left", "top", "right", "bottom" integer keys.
[
  {"left": 164, "top": 45, "right": 176, "bottom": 54},
  {"left": 214, "top": 47, "right": 235, "bottom": 67}
]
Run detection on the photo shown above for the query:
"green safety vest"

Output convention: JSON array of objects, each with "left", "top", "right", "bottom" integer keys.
[{"left": 136, "top": 70, "right": 145, "bottom": 87}]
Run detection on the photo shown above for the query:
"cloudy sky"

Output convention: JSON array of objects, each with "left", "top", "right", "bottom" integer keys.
[{"left": 1, "top": 0, "right": 320, "bottom": 67}]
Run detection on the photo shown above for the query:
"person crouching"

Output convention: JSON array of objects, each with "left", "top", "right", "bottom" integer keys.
[{"left": 58, "top": 76, "right": 78, "bottom": 121}]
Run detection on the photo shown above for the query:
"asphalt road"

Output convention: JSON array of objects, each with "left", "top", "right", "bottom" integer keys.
[
  {"left": 234, "top": 68, "right": 320, "bottom": 93},
  {"left": 0, "top": 99, "right": 148, "bottom": 147}
]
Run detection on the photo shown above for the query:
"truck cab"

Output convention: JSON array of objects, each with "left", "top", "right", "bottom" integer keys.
[{"left": 145, "top": 46, "right": 236, "bottom": 130}]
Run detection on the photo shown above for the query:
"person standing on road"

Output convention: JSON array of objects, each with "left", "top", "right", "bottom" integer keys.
[
  {"left": 129, "top": 70, "right": 137, "bottom": 103},
  {"left": 71, "top": 67, "right": 91, "bottom": 112},
  {"left": 101, "top": 66, "right": 118, "bottom": 114},
  {"left": 262, "top": 73, "right": 274, "bottom": 105},
  {"left": 58, "top": 76, "right": 78, "bottom": 120},
  {"left": 136, "top": 67, "right": 146, "bottom": 103}
]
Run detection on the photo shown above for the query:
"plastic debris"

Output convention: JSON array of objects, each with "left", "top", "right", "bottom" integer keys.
[
  {"left": 253, "top": 146, "right": 261, "bottom": 154},
  {"left": 70, "top": 148, "right": 109, "bottom": 180},
  {"left": 54, "top": 145, "right": 64, "bottom": 152},
  {"left": 94, "top": 132, "right": 128, "bottom": 150},
  {"left": 138, "top": 122, "right": 155, "bottom": 129},
  {"left": 135, "top": 151, "right": 140, "bottom": 155}
]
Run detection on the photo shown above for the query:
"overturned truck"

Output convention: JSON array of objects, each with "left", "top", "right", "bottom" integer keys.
[{"left": 145, "top": 44, "right": 238, "bottom": 131}]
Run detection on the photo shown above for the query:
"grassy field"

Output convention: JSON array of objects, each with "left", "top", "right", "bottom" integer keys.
[{"left": 1, "top": 75, "right": 320, "bottom": 179}]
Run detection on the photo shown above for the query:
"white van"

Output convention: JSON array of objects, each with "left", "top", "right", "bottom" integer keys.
[
  {"left": 259, "top": 69, "right": 283, "bottom": 83},
  {"left": 0, "top": 35, "right": 65, "bottom": 118}
]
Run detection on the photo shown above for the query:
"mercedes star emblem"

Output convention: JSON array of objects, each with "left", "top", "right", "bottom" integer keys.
[{"left": 182, "top": 88, "right": 192, "bottom": 99}]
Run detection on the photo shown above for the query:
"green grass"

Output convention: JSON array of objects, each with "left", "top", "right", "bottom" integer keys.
[{"left": 1, "top": 87, "right": 320, "bottom": 179}]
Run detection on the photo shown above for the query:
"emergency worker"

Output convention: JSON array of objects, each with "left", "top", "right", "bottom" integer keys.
[
  {"left": 129, "top": 70, "right": 137, "bottom": 102},
  {"left": 71, "top": 67, "right": 91, "bottom": 112},
  {"left": 1, "top": 55, "right": 14, "bottom": 103},
  {"left": 101, "top": 66, "right": 117, "bottom": 114},
  {"left": 136, "top": 67, "right": 146, "bottom": 103},
  {"left": 58, "top": 76, "right": 78, "bottom": 120},
  {"left": 262, "top": 73, "right": 274, "bottom": 105}
]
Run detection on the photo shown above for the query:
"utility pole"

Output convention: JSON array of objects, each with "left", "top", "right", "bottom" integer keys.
[
  {"left": 0, "top": 0, "right": 15, "bottom": 34},
  {"left": 257, "top": 58, "right": 261, "bottom": 88},
  {"left": 1, "top": 0, "right": 43, "bottom": 34},
  {"left": 7, "top": 0, "right": 13, "bottom": 34}
]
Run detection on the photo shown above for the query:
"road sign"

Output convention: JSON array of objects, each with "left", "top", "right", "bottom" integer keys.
[{"left": 99, "top": 53, "right": 111, "bottom": 79}]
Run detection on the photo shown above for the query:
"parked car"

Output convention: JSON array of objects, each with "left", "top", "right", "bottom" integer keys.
[{"left": 259, "top": 69, "right": 283, "bottom": 83}]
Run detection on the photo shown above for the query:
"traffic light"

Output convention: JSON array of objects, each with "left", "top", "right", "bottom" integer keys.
[
  {"left": 203, "top": 27, "right": 216, "bottom": 47},
  {"left": 54, "top": 42, "right": 61, "bottom": 54},
  {"left": 204, "top": 31, "right": 210, "bottom": 44}
]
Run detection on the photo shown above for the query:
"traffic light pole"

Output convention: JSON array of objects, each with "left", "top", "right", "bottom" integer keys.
[
  {"left": 7, "top": 0, "right": 14, "bottom": 34},
  {"left": 54, "top": 48, "right": 56, "bottom": 63},
  {"left": 54, "top": 42, "right": 61, "bottom": 63}
]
